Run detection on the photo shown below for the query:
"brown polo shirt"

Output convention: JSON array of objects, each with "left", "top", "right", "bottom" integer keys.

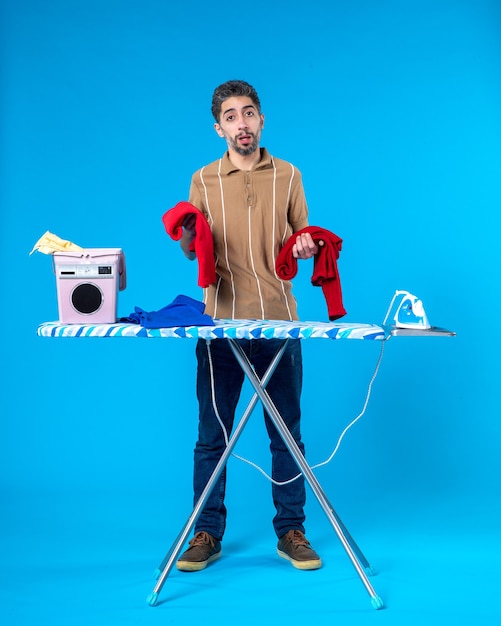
[{"left": 189, "top": 148, "right": 309, "bottom": 320}]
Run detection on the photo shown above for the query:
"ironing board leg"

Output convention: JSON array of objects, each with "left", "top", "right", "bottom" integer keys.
[
  {"left": 322, "top": 493, "right": 375, "bottom": 575},
  {"left": 227, "top": 339, "right": 383, "bottom": 610},
  {"left": 146, "top": 340, "right": 290, "bottom": 607}
]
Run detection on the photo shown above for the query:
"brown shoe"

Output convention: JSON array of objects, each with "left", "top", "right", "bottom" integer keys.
[
  {"left": 176, "top": 531, "right": 222, "bottom": 572},
  {"left": 277, "top": 530, "right": 322, "bottom": 570}
]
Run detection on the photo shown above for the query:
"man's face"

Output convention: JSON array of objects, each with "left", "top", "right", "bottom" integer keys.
[{"left": 214, "top": 96, "right": 264, "bottom": 156}]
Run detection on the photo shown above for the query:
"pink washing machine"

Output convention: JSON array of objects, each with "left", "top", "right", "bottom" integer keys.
[{"left": 53, "top": 248, "right": 126, "bottom": 323}]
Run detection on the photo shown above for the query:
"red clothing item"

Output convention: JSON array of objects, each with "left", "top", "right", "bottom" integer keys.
[
  {"left": 162, "top": 201, "right": 216, "bottom": 288},
  {"left": 276, "top": 226, "right": 347, "bottom": 320}
]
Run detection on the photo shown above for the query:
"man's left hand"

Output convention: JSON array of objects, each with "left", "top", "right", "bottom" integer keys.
[{"left": 292, "top": 232, "right": 323, "bottom": 259}]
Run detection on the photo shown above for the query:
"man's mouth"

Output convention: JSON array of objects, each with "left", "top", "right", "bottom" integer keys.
[{"left": 238, "top": 133, "right": 253, "bottom": 145}]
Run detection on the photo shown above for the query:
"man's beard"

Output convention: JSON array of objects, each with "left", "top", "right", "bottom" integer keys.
[{"left": 227, "top": 131, "right": 260, "bottom": 156}]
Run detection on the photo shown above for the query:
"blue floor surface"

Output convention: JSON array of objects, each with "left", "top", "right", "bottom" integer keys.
[{"left": 2, "top": 487, "right": 499, "bottom": 626}]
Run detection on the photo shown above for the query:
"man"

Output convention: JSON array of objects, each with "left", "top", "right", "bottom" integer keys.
[{"left": 177, "top": 80, "right": 321, "bottom": 572}]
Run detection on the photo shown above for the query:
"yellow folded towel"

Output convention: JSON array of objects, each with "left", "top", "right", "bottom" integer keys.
[{"left": 30, "top": 231, "right": 84, "bottom": 255}]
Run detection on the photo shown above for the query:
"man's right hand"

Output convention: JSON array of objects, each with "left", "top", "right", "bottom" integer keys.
[
  {"left": 183, "top": 213, "right": 197, "bottom": 237},
  {"left": 180, "top": 213, "right": 197, "bottom": 259}
]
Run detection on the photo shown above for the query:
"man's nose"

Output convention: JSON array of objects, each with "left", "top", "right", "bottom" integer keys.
[{"left": 237, "top": 115, "right": 248, "bottom": 129}]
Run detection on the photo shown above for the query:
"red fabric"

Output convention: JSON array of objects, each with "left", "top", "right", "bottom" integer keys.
[
  {"left": 162, "top": 201, "right": 216, "bottom": 288},
  {"left": 276, "top": 226, "right": 347, "bottom": 320}
]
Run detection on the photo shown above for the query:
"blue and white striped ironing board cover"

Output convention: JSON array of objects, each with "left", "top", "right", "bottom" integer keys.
[{"left": 37, "top": 319, "right": 386, "bottom": 340}]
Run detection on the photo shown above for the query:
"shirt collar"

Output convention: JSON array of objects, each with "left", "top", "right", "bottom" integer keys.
[{"left": 220, "top": 148, "right": 273, "bottom": 175}]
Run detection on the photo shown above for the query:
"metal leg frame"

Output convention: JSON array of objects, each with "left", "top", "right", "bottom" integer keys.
[
  {"left": 227, "top": 339, "right": 383, "bottom": 610},
  {"left": 147, "top": 338, "right": 383, "bottom": 610},
  {"left": 146, "top": 340, "right": 289, "bottom": 607}
]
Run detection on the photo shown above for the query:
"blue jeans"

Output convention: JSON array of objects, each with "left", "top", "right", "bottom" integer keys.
[{"left": 193, "top": 338, "right": 306, "bottom": 540}]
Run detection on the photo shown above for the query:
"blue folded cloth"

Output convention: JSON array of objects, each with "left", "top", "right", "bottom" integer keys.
[{"left": 121, "top": 295, "right": 214, "bottom": 328}]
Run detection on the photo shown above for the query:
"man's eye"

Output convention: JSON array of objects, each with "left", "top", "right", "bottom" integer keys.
[
  {"left": 226, "top": 115, "right": 235, "bottom": 121},
  {"left": 245, "top": 110, "right": 254, "bottom": 116}
]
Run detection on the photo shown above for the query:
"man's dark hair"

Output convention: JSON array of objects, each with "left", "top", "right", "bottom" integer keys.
[{"left": 211, "top": 80, "right": 261, "bottom": 122}]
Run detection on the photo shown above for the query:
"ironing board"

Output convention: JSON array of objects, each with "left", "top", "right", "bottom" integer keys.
[
  {"left": 36, "top": 318, "right": 453, "bottom": 610},
  {"left": 37, "top": 319, "right": 386, "bottom": 340}
]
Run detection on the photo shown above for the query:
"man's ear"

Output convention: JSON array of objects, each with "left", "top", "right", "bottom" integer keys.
[
  {"left": 214, "top": 123, "right": 225, "bottom": 138},
  {"left": 260, "top": 114, "right": 265, "bottom": 129}
]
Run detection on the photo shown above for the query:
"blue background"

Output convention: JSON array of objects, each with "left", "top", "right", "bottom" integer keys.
[{"left": 1, "top": 1, "right": 500, "bottom": 624}]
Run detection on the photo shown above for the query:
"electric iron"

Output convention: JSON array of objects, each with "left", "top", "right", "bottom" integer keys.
[{"left": 382, "top": 290, "right": 431, "bottom": 330}]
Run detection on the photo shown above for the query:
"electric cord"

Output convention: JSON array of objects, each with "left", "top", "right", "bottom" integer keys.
[{"left": 208, "top": 336, "right": 389, "bottom": 486}]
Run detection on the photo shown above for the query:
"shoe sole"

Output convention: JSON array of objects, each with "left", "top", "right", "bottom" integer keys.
[
  {"left": 176, "top": 550, "right": 222, "bottom": 572},
  {"left": 277, "top": 548, "right": 322, "bottom": 570}
]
